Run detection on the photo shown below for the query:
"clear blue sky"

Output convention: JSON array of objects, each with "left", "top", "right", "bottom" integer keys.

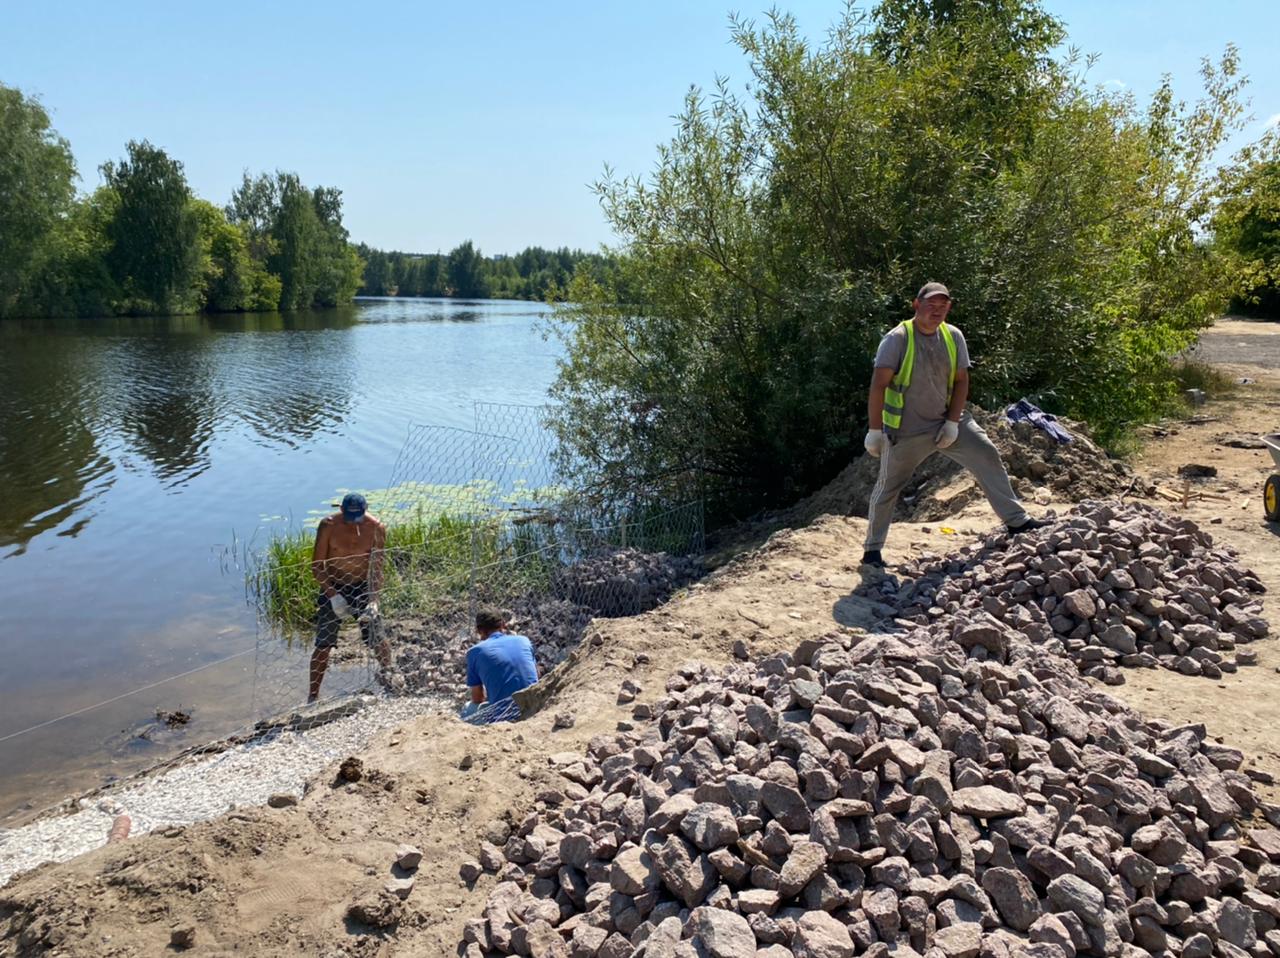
[{"left": 5, "top": 1, "right": 1277, "bottom": 254}]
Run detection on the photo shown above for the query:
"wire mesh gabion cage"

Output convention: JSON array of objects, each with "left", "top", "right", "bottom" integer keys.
[{"left": 247, "top": 403, "right": 705, "bottom": 725}]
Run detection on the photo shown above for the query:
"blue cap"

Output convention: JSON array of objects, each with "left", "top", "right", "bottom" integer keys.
[{"left": 341, "top": 493, "right": 367, "bottom": 522}]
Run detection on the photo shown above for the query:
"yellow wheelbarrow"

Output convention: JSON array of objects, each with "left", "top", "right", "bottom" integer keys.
[{"left": 1265, "top": 434, "right": 1280, "bottom": 520}]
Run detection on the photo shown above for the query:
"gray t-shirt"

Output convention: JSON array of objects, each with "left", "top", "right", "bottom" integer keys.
[{"left": 874, "top": 322, "right": 971, "bottom": 437}]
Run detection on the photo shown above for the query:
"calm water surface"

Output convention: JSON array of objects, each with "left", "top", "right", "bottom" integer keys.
[{"left": 0, "top": 298, "right": 561, "bottom": 821}]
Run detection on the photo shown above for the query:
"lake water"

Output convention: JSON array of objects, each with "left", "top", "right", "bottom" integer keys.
[{"left": 0, "top": 298, "right": 562, "bottom": 822}]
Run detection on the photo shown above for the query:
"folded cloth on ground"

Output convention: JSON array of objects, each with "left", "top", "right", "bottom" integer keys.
[{"left": 1006, "top": 397, "right": 1072, "bottom": 444}]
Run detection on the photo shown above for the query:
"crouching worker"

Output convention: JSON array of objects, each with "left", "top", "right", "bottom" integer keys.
[
  {"left": 862, "top": 283, "right": 1045, "bottom": 569},
  {"left": 308, "top": 493, "right": 391, "bottom": 703},
  {"left": 461, "top": 608, "right": 538, "bottom": 724}
]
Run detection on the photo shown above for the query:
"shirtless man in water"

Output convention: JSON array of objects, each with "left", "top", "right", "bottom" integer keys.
[{"left": 308, "top": 492, "right": 391, "bottom": 702}]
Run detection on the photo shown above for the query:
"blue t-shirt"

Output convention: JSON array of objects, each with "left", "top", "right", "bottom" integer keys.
[{"left": 465, "top": 633, "right": 539, "bottom": 708}]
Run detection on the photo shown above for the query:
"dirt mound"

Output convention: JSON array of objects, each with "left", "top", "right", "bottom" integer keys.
[
  {"left": 783, "top": 408, "right": 1135, "bottom": 529},
  {"left": 460, "top": 613, "right": 1280, "bottom": 956}
]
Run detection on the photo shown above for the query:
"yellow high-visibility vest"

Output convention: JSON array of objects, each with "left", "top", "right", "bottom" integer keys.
[{"left": 882, "top": 319, "right": 957, "bottom": 431}]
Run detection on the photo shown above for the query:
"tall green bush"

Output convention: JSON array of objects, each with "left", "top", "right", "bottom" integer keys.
[
  {"left": 547, "top": 2, "right": 1250, "bottom": 525},
  {"left": 0, "top": 86, "right": 77, "bottom": 317},
  {"left": 1214, "top": 143, "right": 1280, "bottom": 318}
]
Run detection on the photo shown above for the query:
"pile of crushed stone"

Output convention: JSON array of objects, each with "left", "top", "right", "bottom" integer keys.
[
  {"left": 453, "top": 614, "right": 1280, "bottom": 957},
  {"left": 860, "top": 502, "right": 1268, "bottom": 683}
]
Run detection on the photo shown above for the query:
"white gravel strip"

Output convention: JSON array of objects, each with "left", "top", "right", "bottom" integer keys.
[{"left": 0, "top": 693, "right": 449, "bottom": 887}]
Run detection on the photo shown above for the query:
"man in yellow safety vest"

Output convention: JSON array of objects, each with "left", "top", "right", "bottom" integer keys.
[{"left": 861, "top": 282, "right": 1045, "bottom": 568}]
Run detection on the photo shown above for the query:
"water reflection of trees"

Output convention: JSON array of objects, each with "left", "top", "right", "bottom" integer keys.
[
  {"left": 111, "top": 309, "right": 359, "bottom": 470},
  {"left": 0, "top": 331, "right": 113, "bottom": 554},
  {"left": 224, "top": 310, "right": 357, "bottom": 446},
  {"left": 115, "top": 336, "right": 218, "bottom": 483},
  {"left": 0, "top": 306, "right": 360, "bottom": 550}
]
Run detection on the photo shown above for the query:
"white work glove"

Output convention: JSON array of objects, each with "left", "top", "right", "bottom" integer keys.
[
  {"left": 935, "top": 420, "right": 959, "bottom": 448},
  {"left": 864, "top": 430, "right": 889, "bottom": 458},
  {"left": 328, "top": 593, "right": 351, "bottom": 619}
]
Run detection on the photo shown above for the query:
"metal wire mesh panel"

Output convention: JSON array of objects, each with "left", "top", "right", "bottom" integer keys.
[
  {"left": 473, "top": 401, "right": 566, "bottom": 510},
  {"left": 385, "top": 423, "right": 516, "bottom": 520},
  {"left": 0, "top": 404, "right": 707, "bottom": 863}
]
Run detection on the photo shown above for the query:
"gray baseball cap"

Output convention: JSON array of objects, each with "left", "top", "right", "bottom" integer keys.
[{"left": 917, "top": 282, "right": 951, "bottom": 300}]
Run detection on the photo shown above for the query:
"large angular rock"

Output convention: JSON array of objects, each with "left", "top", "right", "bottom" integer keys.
[
  {"left": 981, "top": 866, "right": 1041, "bottom": 931},
  {"left": 864, "top": 886, "right": 901, "bottom": 939},
  {"left": 1046, "top": 875, "right": 1106, "bottom": 927},
  {"left": 651, "top": 834, "right": 716, "bottom": 908},
  {"left": 1062, "top": 589, "right": 1097, "bottom": 619},
  {"left": 1041, "top": 697, "right": 1090, "bottom": 745},
  {"left": 1250, "top": 828, "right": 1280, "bottom": 862},
  {"left": 610, "top": 845, "right": 659, "bottom": 896},
  {"left": 779, "top": 842, "right": 829, "bottom": 898},
  {"left": 680, "top": 803, "right": 740, "bottom": 851},
  {"left": 793, "top": 909, "right": 855, "bottom": 958},
  {"left": 952, "top": 786, "right": 1026, "bottom": 819},
  {"left": 761, "top": 781, "right": 811, "bottom": 831},
  {"left": 689, "top": 907, "right": 756, "bottom": 958},
  {"left": 1216, "top": 897, "right": 1258, "bottom": 949},
  {"left": 933, "top": 922, "right": 983, "bottom": 958},
  {"left": 1129, "top": 821, "right": 1186, "bottom": 866}
]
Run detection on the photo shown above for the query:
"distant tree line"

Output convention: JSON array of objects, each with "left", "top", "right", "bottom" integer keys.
[
  {"left": 1, "top": 82, "right": 363, "bottom": 318},
  {"left": 356, "top": 242, "right": 617, "bottom": 301}
]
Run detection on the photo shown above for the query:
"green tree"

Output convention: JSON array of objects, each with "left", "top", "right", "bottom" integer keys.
[
  {"left": 190, "top": 199, "right": 281, "bottom": 312},
  {"left": 17, "top": 185, "right": 119, "bottom": 318},
  {"left": 547, "top": 3, "right": 1247, "bottom": 523},
  {"left": 229, "top": 171, "right": 362, "bottom": 311},
  {"left": 269, "top": 175, "right": 324, "bottom": 310},
  {"left": 360, "top": 246, "right": 392, "bottom": 295},
  {"left": 0, "top": 84, "right": 78, "bottom": 317},
  {"left": 445, "top": 241, "right": 488, "bottom": 298},
  {"left": 1214, "top": 141, "right": 1280, "bottom": 317},
  {"left": 101, "top": 140, "right": 202, "bottom": 314},
  {"left": 226, "top": 170, "right": 281, "bottom": 263},
  {"left": 310, "top": 186, "right": 364, "bottom": 307}
]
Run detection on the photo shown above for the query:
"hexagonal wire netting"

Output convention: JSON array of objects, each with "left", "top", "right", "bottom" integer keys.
[
  {"left": 247, "top": 403, "right": 705, "bottom": 726},
  {"left": 0, "top": 404, "right": 703, "bottom": 853}
]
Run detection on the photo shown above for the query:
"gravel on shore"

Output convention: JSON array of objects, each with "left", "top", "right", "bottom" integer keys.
[{"left": 0, "top": 692, "right": 450, "bottom": 888}]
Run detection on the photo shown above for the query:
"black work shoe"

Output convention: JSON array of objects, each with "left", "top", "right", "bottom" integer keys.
[
  {"left": 1007, "top": 516, "right": 1049, "bottom": 534},
  {"left": 860, "top": 549, "right": 886, "bottom": 569}
]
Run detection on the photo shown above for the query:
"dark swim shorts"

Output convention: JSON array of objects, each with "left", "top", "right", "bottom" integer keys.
[{"left": 314, "top": 581, "right": 384, "bottom": 650}]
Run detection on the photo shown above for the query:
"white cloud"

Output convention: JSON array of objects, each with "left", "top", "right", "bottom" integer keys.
[
  {"left": 1103, "top": 79, "right": 1128, "bottom": 90},
  {"left": 1266, "top": 113, "right": 1280, "bottom": 129}
]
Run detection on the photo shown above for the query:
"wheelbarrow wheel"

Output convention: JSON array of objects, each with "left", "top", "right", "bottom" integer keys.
[{"left": 1266, "top": 474, "right": 1280, "bottom": 521}]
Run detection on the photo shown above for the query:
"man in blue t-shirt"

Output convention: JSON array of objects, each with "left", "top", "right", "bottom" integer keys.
[{"left": 461, "top": 608, "right": 538, "bottom": 723}]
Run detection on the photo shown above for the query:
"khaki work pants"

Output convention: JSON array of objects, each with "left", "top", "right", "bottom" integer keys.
[{"left": 864, "top": 413, "right": 1028, "bottom": 551}]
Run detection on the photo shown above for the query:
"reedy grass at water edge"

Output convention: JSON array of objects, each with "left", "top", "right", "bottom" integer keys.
[
  {"left": 250, "top": 497, "right": 703, "bottom": 632},
  {"left": 251, "top": 510, "right": 564, "bottom": 631}
]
